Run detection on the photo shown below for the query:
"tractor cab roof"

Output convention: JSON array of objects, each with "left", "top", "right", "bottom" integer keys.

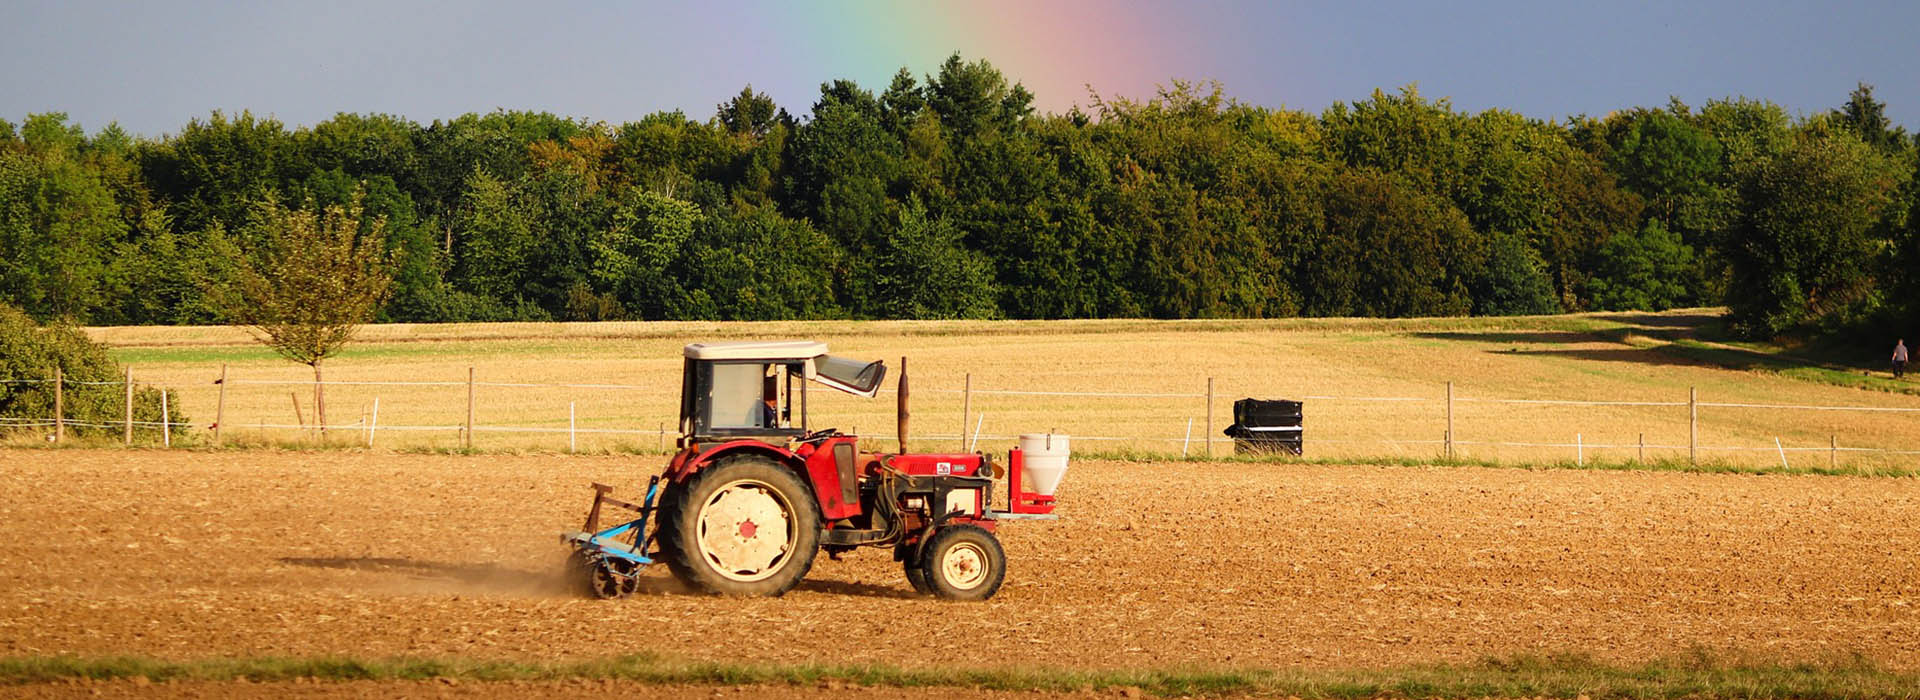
[
  {"left": 681, "top": 340, "right": 886, "bottom": 398},
  {"left": 682, "top": 340, "right": 828, "bottom": 361}
]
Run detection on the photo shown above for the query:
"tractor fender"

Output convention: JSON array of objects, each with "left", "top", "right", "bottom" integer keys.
[{"left": 665, "top": 440, "right": 803, "bottom": 484}]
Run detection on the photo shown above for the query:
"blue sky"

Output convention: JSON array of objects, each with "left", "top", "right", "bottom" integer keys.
[{"left": 3, "top": 0, "right": 1915, "bottom": 137}]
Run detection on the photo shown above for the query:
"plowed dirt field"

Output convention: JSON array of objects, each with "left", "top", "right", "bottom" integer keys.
[{"left": 2, "top": 449, "right": 1917, "bottom": 672}]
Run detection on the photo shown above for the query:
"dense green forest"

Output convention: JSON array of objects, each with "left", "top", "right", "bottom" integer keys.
[{"left": 2, "top": 55, "right": 1916, "bottom": 338}]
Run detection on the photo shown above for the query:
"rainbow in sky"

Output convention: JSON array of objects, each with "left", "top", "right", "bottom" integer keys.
[{"left": 733, "top": 0, "right": 1291, "bottom": 116}]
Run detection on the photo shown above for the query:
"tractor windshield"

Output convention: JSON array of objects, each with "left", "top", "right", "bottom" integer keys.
[{"left": 814, "top": 355, "right": 886, "bottom": 397}]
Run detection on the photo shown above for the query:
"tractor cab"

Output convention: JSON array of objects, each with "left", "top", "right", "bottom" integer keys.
[{"left": 677, "top": 341, "right": 886, "bottom": 446}]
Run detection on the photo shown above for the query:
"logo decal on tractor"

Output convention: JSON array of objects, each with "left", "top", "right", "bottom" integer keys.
[{"left": 936, "top": 462, "right": 952, "bottom": 475}]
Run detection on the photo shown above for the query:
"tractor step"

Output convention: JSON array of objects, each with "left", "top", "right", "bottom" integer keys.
[{"left": 985, "top": 511, "right": 1059, "bottom": 521}]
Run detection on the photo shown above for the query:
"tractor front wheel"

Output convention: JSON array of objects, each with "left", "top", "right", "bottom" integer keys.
[
  {"left": 916, "top": 525, "right": 1005, "bottom": 600},
  {"left": 658, "top": 455, "right": 820, "bottom": 597}
]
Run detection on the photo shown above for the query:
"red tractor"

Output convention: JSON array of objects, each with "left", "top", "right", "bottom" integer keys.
[{"left": 562, "top": 341, "right": 1065, "bottom": 600}]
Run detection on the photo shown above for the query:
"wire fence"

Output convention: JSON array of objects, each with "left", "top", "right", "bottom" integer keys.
[{"left": 4, "top": 367, "right": 1918, "bottom": 468}]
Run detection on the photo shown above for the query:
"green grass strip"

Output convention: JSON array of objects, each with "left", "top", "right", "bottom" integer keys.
[
  {"left": 1078, "top": 448, "right": 1920, "bottom": 478},
  {"left": 3, "top": 651, "right": 1919, "bottom": 698}
]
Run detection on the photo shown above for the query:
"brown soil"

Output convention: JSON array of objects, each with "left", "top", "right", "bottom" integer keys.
[
  {"left": 7, "top": 678, "right": 1111, "bottom": 699},
  {"left": 1, "top": 449, "right": 1916, "bottom": 674}
]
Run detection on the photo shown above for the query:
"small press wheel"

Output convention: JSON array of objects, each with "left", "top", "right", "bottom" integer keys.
[
  {"left": 916, "top": 525, "right": 1005, "bottom": 601},
  {"left": 587, "top": 557, "right": 640, "bottom": 599}
]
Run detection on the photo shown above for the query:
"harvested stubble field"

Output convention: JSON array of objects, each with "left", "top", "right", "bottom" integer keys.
[
  {"left": 75, "top": 310, "right": 1920, "bottom": 467},
  {"left": 3, "top": 449, "right": 1917, "bottom": 679}
]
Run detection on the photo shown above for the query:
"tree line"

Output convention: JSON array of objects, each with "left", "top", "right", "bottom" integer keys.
[{"left": 2, "top": 54, "right": 1916, "bottom": 339}]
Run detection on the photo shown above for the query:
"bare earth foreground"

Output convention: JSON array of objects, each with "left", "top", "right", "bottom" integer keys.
[{"left": 2, "top": 449, "right": 1918, "bottom": 689}]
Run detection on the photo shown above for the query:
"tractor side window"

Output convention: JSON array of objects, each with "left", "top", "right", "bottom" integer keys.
[
  {"left": 816, "top": 355, "right": 885, "bottom": 395},
  {"left": 707, "top": 363, "right": 765, "bottom": 429}
]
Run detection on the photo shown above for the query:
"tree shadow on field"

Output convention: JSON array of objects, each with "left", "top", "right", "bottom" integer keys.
[
  {"left": 1412, "top": 330, "right": 1601, "bottom": 345},
  {"left": 1505, "top": 346, "right": 1714, "bottom": 368},
  {"left": 1608, "top": 311, "right": 1721, "bottom": 331}
]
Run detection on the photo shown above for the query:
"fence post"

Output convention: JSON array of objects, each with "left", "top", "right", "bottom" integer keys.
[
  {"left": 53, "top": 368, "right": 63, "bottom": 443},
  {"left": 658, "top": 421, "right": 665, "bottom": 451},
  {"left": 464, "top": 367, "right": 475, "bottom": 450},
  {"left": 1638, "top": 433, "right": 1645, "bottom": 463},
  {"left": 960, "top": 373, "right": 971, "bottom": 452},
  {"left": 1445, "top": 381, "right": 1454, "bottom": 460},
  {"left": 1576, "top": 433, "right": 1583, "bottom": 466},
  {"left": 124, "top": 366, "right": 134, "bottom": 446},
  {"left": 1830, "top": 435, "right": 1837, "bottom": 469},
  {"left": 1774, "top": 436, "right": 1788, "bottom": 469},
  {"left": 367, "top": 397, "right": 380, "bottom": 448},
  {"left": 160, "top": 389, "right": 170, "bottom": 447},
  {"left": 1205, "top": 377, "right": 1214, "bottom": 458},
  {"left": 290, "top": 391, "right": 305, "bottom": 436},
  {"left": 1182, "top": 417, "right": 1193, "bottom": 457},
  {"left": 214, "top": 364, "right": 228, "bottom": 445},
  {"left": 1688, "top": 387, "right": 1698, "bottom": 465}
]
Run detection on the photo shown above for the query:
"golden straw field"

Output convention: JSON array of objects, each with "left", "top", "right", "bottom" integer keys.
[{"left": 78, "top": 309, "right": 1919, "bottom": 468}]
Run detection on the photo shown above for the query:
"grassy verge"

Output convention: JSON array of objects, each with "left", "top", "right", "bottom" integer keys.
[
  {"left": 2, "top": 651, "right": 1917, "bottom": 698},
  {"left": 1077, "top": 448, "right": 1920, "bottom": 479}
]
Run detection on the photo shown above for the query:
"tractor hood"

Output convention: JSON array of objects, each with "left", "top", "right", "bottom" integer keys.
[{"left": 681, "top": 341, "right": 887, "bottom": 398}]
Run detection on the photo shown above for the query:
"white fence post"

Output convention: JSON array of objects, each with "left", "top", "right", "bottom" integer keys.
[
  {"left": 160, "top": 389, "right": 171, "bottom": 448},
  {"left": 366, "top": 397, "right": 380, "bottom": 448}
]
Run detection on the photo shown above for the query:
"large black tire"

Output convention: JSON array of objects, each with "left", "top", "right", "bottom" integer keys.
[
  {"left": 917, "top": 525, "right": 1006, "bottom": 601},
  {"left": 656, "top": 455, "right": 820, "bottom": 596}
]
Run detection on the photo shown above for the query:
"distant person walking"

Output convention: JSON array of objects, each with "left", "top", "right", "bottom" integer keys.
[{"left": 1895, "top": 339, "right": 1909, "bottom": 379}]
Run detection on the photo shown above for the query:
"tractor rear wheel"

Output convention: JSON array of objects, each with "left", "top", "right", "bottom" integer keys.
[
  {"left": 658, "top": 455, "right": 820, "bottom": 597},
  {"left": 917, "top": 525, "right": 1005, "bottom": 601}
]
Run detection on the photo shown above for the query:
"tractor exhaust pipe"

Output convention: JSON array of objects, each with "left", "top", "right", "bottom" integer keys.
[{"left": 897, "top": 356, "right": 909, "bottom": 454}]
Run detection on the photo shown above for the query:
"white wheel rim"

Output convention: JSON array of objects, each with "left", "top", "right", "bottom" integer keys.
[
  {"left": 941, "top": 542, "right": 990, "bottom": 590},
  {"left": 695, "top": 479, "right": 795, "bottom": 582}
]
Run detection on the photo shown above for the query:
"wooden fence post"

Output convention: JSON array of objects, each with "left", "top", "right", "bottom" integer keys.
[
  {"left": 1445, "top": 381, "right": 1454, "bottom": 460},
  {"left": 1688, "top": 387, "right": 1698, "bottom": 465},
  {"left": 1830, "top": 435, "right": 1838, "bottom": 469},
  {"left": 1638, "top": 433, "right": 1645, "bottom": 463},
  {"left": 464, "top": 367, "right": 475, "bottom": 450},
  {"left": 123, "top": 366, "right": 134, "bottom": 446},
  {"left": 1205, "top": 377, "right": 1215, "bottom": 458},
  {"left": 960, "top": 373, "right": 971, "bottom": 452},
  {"left": 52, "top": 368, "right": 63, "bottom": 443},
  {"left": 213, "top": 364, "right": 228, "bottom": 445},
  {"left": 290, "top": 391, "right": 305, "bottom": 436}
]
